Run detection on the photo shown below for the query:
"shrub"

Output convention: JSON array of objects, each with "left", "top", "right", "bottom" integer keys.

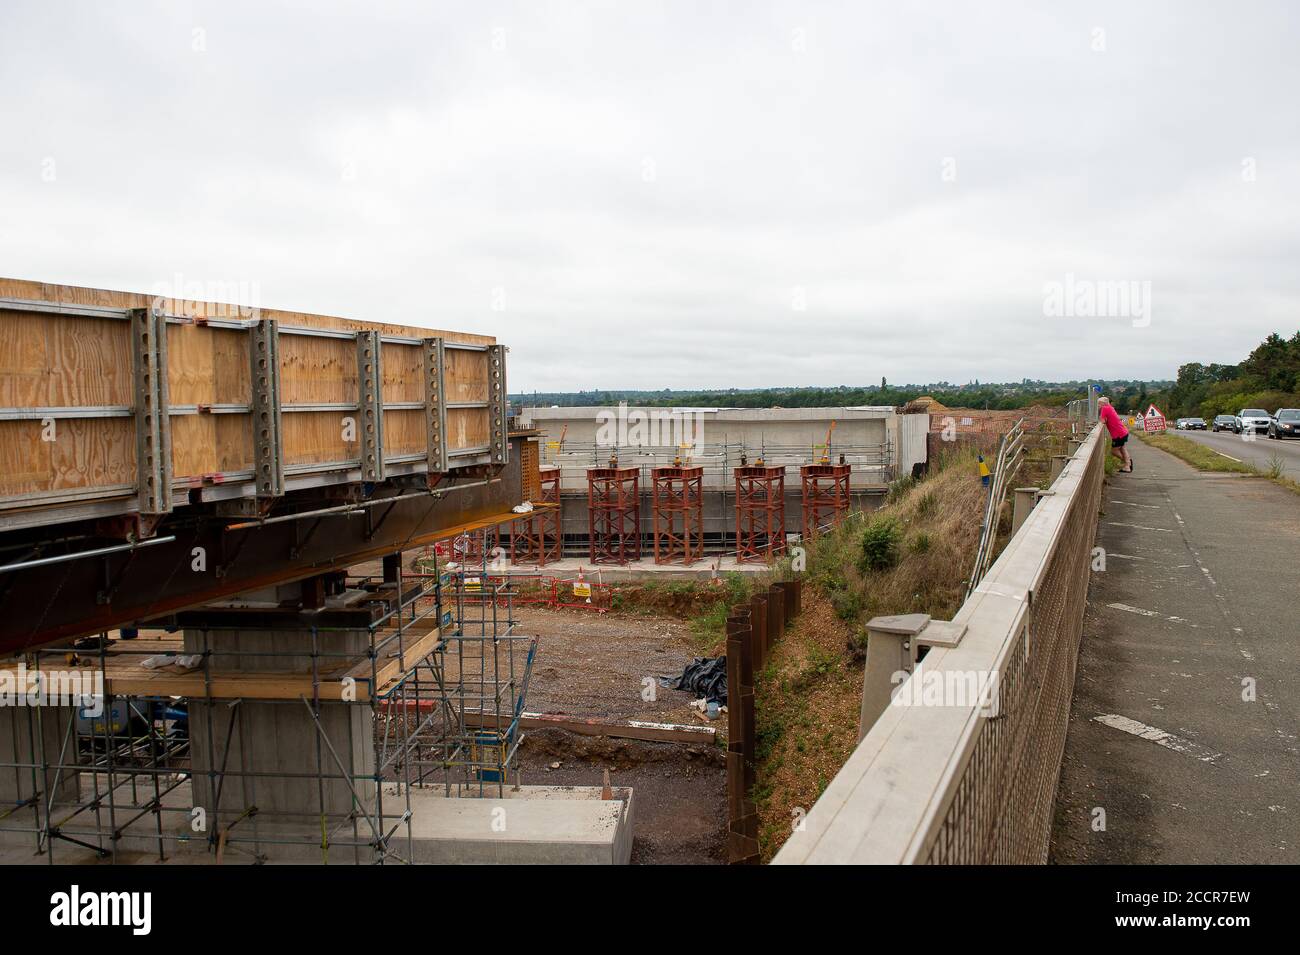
[
  {"left": 829, "top": 588, "right": 863, "bottom": 621},
  {"left": 910, "top": 531, "right": 932, "bottom": 554},
  {"left": 859, "top": 516, "right": 902, "bottom": 572}
]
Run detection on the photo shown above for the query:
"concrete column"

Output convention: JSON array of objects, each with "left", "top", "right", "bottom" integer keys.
[
  {"left": 1011, "top": 487, "right": 1040, "bottom": 535},
  {"left": 859, "top": 614, "right": 930, "bottom": 741},
  {"left": 1050, "top": 455, "right": 1069, "bottom": 481},
  {"left": 183, "top": 627, "right": 376, "bottom": 831},
  {"left": 1068, "top": 439, "right": 1084, "bottom": 456},
  {"left": 0, "top": 704, "right": 79, "bottom": 811}
]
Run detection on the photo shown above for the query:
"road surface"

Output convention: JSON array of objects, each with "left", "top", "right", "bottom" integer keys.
[
  {"left": 1051, "top": 440, "right": 1300, "bottom": 863},
  {"left": 1165, "top": 425, "right": 1300, "bottom": 478}
]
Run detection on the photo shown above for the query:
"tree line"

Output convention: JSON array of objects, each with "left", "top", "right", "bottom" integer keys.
[{"left": 1147, "top": 331, "right": 1300, "bottom": 419}]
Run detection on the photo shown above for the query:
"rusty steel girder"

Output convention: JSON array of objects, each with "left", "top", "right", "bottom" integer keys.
[{"left": 0, "top": 440, "right": 525, "bottom": 654}]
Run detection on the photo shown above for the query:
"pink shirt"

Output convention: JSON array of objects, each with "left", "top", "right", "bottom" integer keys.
[{"left": 1100, "top": 404, "right": 1128, "bottom": 439}]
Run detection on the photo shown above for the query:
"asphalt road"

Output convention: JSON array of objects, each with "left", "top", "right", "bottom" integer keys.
[
  {"left": 1166, "top": 425, "right": 1300, "bottom": 478},
  {"left": 1051, "top": 441, "right": 1300, "bottom": 863}
]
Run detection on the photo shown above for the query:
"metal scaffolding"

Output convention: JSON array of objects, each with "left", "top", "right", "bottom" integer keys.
[
  {"left": 0, "top": 537, "right": 535, "bottom": 865},
  {"left": 586, "top": 466, "right": 641, "bottom": 565},
  {"left": 800, "top": 463, "right": 852, "bottom": 539},
  {"left": 734, "top": 465, "right": 786, "bottom": 564},
  {"left": 510, "top": 468, "right": 562, "bottom": 566},
  {"left": 651, "top": 465, "right": 704, "bottom": 565}
]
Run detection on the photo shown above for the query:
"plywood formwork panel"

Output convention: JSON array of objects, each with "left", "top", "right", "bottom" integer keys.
[
  {"left": 444, "top": 349, "right": 489, "bottom": 403},
  {"left": 0, "top": 308, "right": 132, "bottom": 406},
  {"left": 279, "top": 334, "right": 357, "bottom": 405},
  {"left": 0, "top": 278, "right": 495, "bottom": 345},
  {"left": 0, "top": 279, "right": 503, "bottom": 522},
  {"left": 380, "top": 341, "right": 424, "bottom": 404},
  {"left": 281, "top": 410, "right": 356, "bottom": 468},
  {"left": 382, "top": 408, "right": 427, "bottom": 460},
  {"left": 165, "top": 323, "right": 250, "bottom": 405},
  {"left": 0, "top": 418, "right": 135, "bottom": 498},
  {"left": 170, "top": 414, "right": 253, "bottom": 480},
  {"left": 447, "top": 406, "right": 490, "bottom": 452}
]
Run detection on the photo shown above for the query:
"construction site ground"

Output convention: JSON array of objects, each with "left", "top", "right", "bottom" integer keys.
[
  {"left": 510, "top": 605, "right": 727, "bottom": 864},
  {"left": 352, "top": 558, "right": 728, "bottom": 863}
]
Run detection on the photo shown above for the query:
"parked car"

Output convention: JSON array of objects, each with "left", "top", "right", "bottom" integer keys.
[
  {"left": 1268, "top": 408, "right": 1300, "bottom": 439},
  {"left": 1174, "top": 418, "right": 1187, "bottom": 429},
  {"left": 1184, "top": 417, "right": 1206, "bottom": 430},
  {"left": 1237, "top": 408, "right": 1274, "bottom": 435},
  {"left": 1212, "top": 414, "right": 1240, "bottom": 433}
]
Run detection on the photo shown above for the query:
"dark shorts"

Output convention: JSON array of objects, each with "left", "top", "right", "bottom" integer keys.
[{"left": 1111, "top": 434, "right": 1128, "bottom": 449}]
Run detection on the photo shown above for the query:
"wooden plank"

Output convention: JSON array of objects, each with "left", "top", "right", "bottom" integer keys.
[
  {"left": 0, "top": 624, "right": 443, "bottom": 702},
  {"left": 462, "top": 710, "right": 717, "bottom": 744},
  {"left": 0, "top": 278, "right": 495, "bottom": 345},
  {"left": 343, "top": 622, "right": 444, "bottom": 694}
]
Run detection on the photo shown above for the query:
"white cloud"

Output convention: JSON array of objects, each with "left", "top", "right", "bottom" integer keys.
[{"left": 1, "top": 0, "right": 1297, "bottom": 392}]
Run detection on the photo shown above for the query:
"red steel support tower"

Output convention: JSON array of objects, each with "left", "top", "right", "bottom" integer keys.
[
  {"left": 511, "top": 467, "right": 562, "bottom": 565},
  {"left": 587, "top": 466, "right": 641, "bottom": 564},
  {"left": 800, "top": 463, "right": 852, "bottom": 539},
  {"left": 734, "top": 465, "right": 786, "bottom": 563},
  {"left": 651, "top": 465, "right": 704, "bottom": 565}
]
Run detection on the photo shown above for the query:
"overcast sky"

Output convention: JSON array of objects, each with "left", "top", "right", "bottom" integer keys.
[{"left": 2, "top": 1, "right": 1297, "bottom": 392}]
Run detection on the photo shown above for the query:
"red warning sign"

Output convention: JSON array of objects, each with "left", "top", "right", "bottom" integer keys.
[{"left": 1144, "top": 403, "right": 1166, "bottom": 434}]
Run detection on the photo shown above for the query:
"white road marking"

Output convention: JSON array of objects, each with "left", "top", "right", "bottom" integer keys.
[
  {"left": 1215, "top": 451, "right": 1243, "bottom": 462},
  {"left": 1093, "top": 714, "right": 1222, "bottom": 763},
  {"left": 1107, "top": 552, "right": 1147, "bottom": 561},
  {"left": 1106, "top": 602, "right": 1200, "bottom": 626},
  {"left": 1111, "top": 499, "right": 1160, "bottom": 509},
  {"left": 1106, "top": 521, "right": 1173, "bottom": 533}
]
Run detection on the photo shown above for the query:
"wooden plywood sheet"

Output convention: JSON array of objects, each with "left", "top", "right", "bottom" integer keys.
[
  {"left": 0, "top": 308, "right": 132, "bottom": 407},
  {"left": 166, "top": 323, "right": 249, "bottom": 405},
  {"left": 0, "top": 278, "right": 495, "bottom": 345},
  {"left": 382, "top": 409, "right": 427, "bottom": 460},
  {"left": 0, "top": 279, "right": 501, "bottom": 507},
  {"left": 170, "top": 414, "right": 253, "bottom": 480},
  {"left": 0, "top": 418, "right": 135, "bottom": 498},
  {"left": 444, "top": 348, "right": 489, "bottom": 403},
  {"left": 447, "top": 407, "right": 489, "bottom": 451}
]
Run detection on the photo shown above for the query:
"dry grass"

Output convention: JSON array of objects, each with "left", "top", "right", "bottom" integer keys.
[{"left": 753, "top": 448, "right": 989, "bottom": 860}]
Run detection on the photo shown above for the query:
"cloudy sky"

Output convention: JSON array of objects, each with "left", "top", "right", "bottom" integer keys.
[{"left": 2, "top": 1, "right": 1297, "bottom": 392}]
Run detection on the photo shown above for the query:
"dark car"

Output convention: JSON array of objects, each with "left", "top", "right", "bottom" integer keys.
[
  {"left": 1212, "top": 414, "right": 1240, "bottom": 433},
  {"left": 1268, "top": 408, "right": 1300, "bottom": 439},
  {"left": 1184, "top": 417, "right": 1206, "bottom": 430}
]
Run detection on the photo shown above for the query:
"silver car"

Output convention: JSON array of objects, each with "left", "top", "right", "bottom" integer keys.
[{"left": 1236, "top": 408, "right": 1273, "bottom": 435}]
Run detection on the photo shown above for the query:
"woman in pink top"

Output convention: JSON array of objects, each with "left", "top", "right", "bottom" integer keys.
[{"left": 1098, "top": 396, "right": 1132, "bottom": 473}]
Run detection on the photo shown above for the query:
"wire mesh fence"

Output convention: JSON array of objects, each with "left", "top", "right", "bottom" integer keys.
[{"left": 775, "top": 423, "right": 1106, "bottom": 865}]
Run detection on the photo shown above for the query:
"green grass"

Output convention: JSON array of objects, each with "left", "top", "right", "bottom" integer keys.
[
  {"left": 1137, "top": 431, "right": 1258, "bottom": 474},
  {"left": 1136, "top": 431, "right": 1300, "bottom": 496}
]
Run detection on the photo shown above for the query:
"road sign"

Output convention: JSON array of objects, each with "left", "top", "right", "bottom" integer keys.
[{"left": 1144, "top": 404, "right": 1166, "bottom": 434}]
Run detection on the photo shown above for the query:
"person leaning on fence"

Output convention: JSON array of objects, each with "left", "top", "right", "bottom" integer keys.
[{"left": 1098, "top": 396, "right": 1133, "bottom": 473}]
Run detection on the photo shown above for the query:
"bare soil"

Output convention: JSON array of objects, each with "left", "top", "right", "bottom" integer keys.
[
  {"left": 509, "top": 605, "right": 729, "bottom": 864},
  {"left": 512, "top": 605, "right": 712, "bottom": 726},
  {"left": 517, "top": 728, "right": 726, "bottom": 864}
]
